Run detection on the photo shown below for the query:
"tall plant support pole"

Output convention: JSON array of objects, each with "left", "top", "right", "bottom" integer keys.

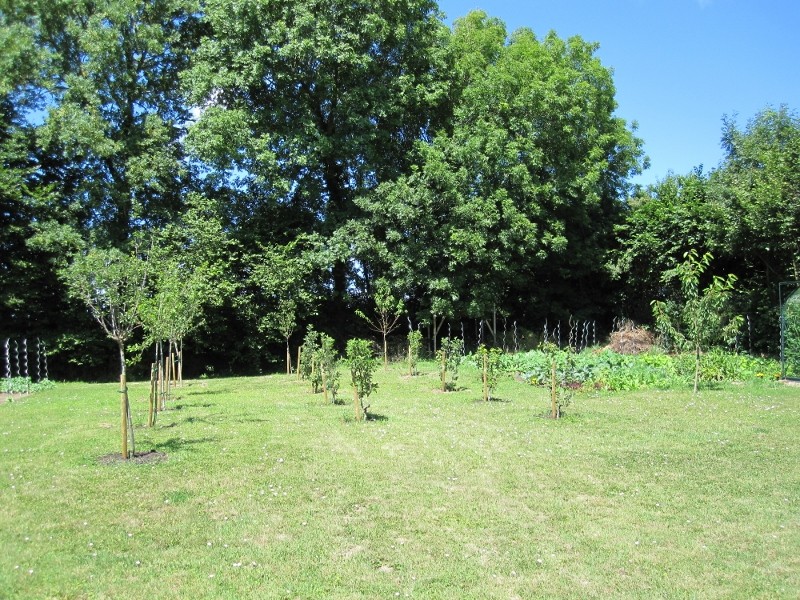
[
  {"left": 36, "top": 338, "right": 42, "bottom": 382},
  {"left": 513, "top": 321, "right": 519, "bottom": 353},
  {"left": 41, "top": 341, "right": 48, "bottom": 380},
  {"left": 148, "top": 363, "right": 157, "bottom": 428},
  {"left": 178, "top": 339, "right": 183, "bottom": 387},
  {"left": 22, "top": 339, "right": 29, "bottom": 394},
  {"left": 296, "top": 346, "right": 302, "bottom": 380},
  {"left": 117, "top": 343, "right": 134, "bottom": 459},
  {"left": 4, "top": 339, "right": 9, "bottom": 384},
  {"left": 322, "top": 366, "right": 329, "bottom": 404},
  {"left": 550, "top": 359, "right": 558, "bottom": 419},
  {"left": 440, "top": 347, "right": 447, "bottom": 392},
  {"left": 482, "top": 353, "right": 489, "bottom": 402}
]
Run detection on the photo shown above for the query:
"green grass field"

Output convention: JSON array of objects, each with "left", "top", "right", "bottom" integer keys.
[{"left": 1, "top": 362, "right": 798, "bottom": 599}]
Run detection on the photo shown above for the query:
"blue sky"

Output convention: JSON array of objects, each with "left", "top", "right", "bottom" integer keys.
[{"left": 437, "top": 0, "right": 800, "bottom": 185}]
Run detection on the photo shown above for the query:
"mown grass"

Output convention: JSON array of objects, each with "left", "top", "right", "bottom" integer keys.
[{"left": 1, "top": 362, "right": 798, "bottom": 599}]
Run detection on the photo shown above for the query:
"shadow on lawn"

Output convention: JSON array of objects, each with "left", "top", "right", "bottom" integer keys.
[
  {"left": 172, "top": 403, "right": 214, "bottom": 411},
  {"left": 158, "top": 436, "right": 217, "bottom": 452}
]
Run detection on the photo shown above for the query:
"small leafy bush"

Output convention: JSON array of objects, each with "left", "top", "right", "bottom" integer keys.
[
  {"left": 314, "top": 334, "right": 340, "bottom": 403},
  {"left": 346, "top": 338, "right": 378, "bottom": 421},
  {"left": 407, "top": 330, "right": 423, "bottom": 376},
  {"left": 474, "top": 345, "right": 503, "bottom": 401},
  {"left": 437, "top": 337, "right": 463, "bottom": 391}
]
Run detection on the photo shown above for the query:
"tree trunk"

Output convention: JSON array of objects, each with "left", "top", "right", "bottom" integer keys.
[
  {"left": 117, "top": 341, "right": 134, "bottom": 459},
  {"left": 286, "top": 339, "right": 292, "bottom": 375},
  {"left": 353, "top": 388, "right": 361, "bottom": 421},
  {"left": 383, "top": 333, "right": 388, "bottom": 370}
]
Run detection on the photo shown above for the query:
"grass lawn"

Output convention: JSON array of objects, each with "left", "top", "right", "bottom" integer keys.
[{"left": 1, "top": 362, "right": 798, "bottom": 599}]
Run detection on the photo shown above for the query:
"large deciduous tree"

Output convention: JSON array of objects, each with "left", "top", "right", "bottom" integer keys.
[
  {"left": 186, "top": 0, "right": 450, "bottom": 298},
  {"left": 352, "top": 12, "right": 645, "bottom": 322},
  {"left": 36, "top": 0, "right": 200, "bottom": 245}
]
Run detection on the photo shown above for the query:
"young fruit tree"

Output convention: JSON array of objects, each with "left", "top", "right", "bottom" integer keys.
[
  {"left": 249, "top": 241, "right": 318, "bottom": 375},
  {"left": 651, "top": 250, "right": 743, "bottom": 394},
  {"left": 356, "top": 279, "right": 404, "bottom": 369},
  {"left": 475, "top": 345, "right": 503, "bottom": 401},
  {"left": 437, "top": 336, "right": 464, "bottom": 392},
  {"left": 62, "top": 246, "right": 149, "bottom": 459},
  {"left": 407, "top": 329, "right": 423, "bottom": 376},
  {"left": 346, "top": 338, "right": 378, "bottom": 421},
  {"left": 314, "top": 333, "right": 340, "bottom": 404}
]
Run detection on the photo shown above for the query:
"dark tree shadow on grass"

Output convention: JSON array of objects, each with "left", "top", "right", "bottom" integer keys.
[{"left": 159, "top": 437, "right": 217, "bottom": 452}]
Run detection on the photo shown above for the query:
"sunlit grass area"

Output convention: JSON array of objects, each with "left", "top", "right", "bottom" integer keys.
[{"left": 1, "top": 363, "right": 798, "bottom": 598}]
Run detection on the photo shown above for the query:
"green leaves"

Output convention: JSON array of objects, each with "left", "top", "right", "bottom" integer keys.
[
  {"left": 61, "top": 245, "right": 149, "bottom": 345},
  {"left": 651, "top": 250, "right": 743, "bottom": 393}
]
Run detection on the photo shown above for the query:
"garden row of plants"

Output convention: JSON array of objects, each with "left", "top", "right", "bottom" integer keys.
[
  {"left": 503, "top": 347, "right": 780, "bottom": 392},
  {"left": 296, "top": 324, "right": 781, "bottom": 427}
]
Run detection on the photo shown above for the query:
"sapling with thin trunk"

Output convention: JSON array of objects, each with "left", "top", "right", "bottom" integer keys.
[
  {"left": 475, "top": 345, "right": 503, "bottom": 401},
  {"left": 651, "top": 250, "right": 743, "bottom": 395},
  {"left": 437, "top": 337, "right": 464, "bottom": 391},
  {"left": 315, "top": 334, "right": 340, "bottom": 403},
  {"left": 356, "top": 279, "right": 404, "bottom": 369},
  {"left": 346, "top": 339, "right": 378, "bottom": 421},
  {"left": 407, "top": 329, "right": 423, "bottom": 376},
  {"left": 62, "top": 246, "right": 149, "bottom": 459}
]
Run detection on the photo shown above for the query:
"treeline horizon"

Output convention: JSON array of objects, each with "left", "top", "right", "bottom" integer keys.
[{"left": 1, "top": 1, "right": 797, "bottom": 379}]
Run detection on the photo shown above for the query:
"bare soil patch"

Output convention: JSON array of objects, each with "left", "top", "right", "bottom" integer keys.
[{"left": 98, "top": 450, "right": 167, "bottom": 465}]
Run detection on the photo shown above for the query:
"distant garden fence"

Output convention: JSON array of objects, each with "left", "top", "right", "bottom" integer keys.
[{"left": 2, "top": 338, "right": 49, "bottom": 383}]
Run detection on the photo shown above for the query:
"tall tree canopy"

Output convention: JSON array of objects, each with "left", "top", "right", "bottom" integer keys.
[
  {"left": 35, "top": 0, "right": 201, "bottom": 245},
  {"left": 185, "top": 0, "right": 449, "bottom": 244},
  {"left": 351, "top": 12, "right": 645, "bottom": 321}
]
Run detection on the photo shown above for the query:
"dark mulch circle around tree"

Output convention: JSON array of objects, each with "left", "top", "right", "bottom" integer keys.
[{"left": 97, "top": 450, "right": 167, "bottom": 465}]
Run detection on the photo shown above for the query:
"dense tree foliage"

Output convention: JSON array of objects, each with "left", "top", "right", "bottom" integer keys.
[
  {"left": 1, "top": 0, "right": 795, "bottom": 378},
  {"left": 615, "top": 106, "right": 800, "bottom": 352}
]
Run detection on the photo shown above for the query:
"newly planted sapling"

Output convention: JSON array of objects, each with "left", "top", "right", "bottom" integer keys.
[
  {"left": 651, "top": 250, "right": 743, "bottom": 394},
  {"left": 541, "top": 342, "right": 575, "bottom": 419},
  {"left": 407, "top": 329, "right": 423, "bottom": 376},
  {"left": 300, "top": 329, "right": 321, "bottom": 392},
  {"left": 346, "top": 339, "right": 378, "bottom": 421},
  {"left": 356, "top": 279, "right": 404, "bottom": 369},
  {"left": 475, "top": 345, "right": 503, "bottom": 401},
  {"left": 437, "top": 336, "right": 464, "bottom": 391},
  {"left": 62, "top": 246, "right": 149, "bottom": 459},
  {"left": 314, "top": 334, "right": 340, "bottom": 404}
]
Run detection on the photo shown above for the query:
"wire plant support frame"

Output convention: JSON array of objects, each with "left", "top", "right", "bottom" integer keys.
[{"left": 779, "top": 281, "right": 800, "bottom": 381}]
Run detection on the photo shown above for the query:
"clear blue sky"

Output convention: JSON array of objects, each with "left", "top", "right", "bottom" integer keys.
[{"left": 437, "top": 0, "right": 800, "bottom": 186}]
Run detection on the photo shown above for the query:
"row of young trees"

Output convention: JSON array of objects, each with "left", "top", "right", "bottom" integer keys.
[{"left": 0, "top": 1, "right": 797, "bottom": 378}]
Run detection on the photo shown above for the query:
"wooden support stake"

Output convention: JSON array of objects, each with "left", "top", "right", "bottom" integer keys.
[
  {"left": 483, "top": 353, "right": 489, "bottom": 402},
  {"left": 296, "top": 346, "right": 302, "bottom": 380},
  {"left": 551, "top": 359, "right": 558, "bottom": 419},
  {"left": 121, "top": 373, "right": 128, "bottom": 459}
]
